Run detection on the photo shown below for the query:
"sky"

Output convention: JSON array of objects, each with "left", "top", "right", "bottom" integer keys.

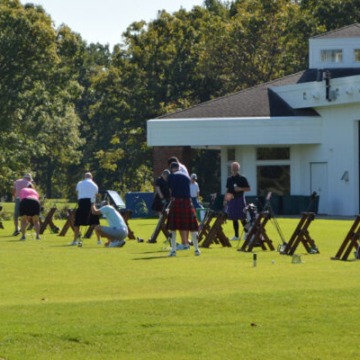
[{"left": 22, "top": 0, "right": 206, "bottom": 49}]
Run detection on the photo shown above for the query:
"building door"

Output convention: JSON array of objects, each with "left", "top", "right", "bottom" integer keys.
[{"left": 310, "top": 162, "right": 328, "bottom": 214}]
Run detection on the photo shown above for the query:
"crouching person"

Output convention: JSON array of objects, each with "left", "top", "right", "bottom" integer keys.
[{"left": 91, "top": 201, "right": 128, "bottom": 248}]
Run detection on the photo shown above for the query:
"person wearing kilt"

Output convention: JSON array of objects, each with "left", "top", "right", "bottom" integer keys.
[
  {"left": 71, "top": 172, "right": 100, "bottom": 246},
  {"left": 151, "top": 169, "right": 171, "bottom": 216},
  {"left": 224, "top": 162, "right": 251, "bottom": 241},
  {"left": 166, "top": 162, "right": 200, "bottom": 257}
]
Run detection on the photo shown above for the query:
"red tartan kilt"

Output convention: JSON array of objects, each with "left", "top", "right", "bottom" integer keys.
[{"left": 166, "top": 197, "right": 199, "bottom": 231}]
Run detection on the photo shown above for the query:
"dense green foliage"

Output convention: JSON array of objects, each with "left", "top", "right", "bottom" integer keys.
[{"left": 1, "top": 0, "right": 360, "bottom": 198}]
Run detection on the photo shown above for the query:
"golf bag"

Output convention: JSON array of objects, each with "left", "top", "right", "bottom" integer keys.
[{"left": 243, "top": 203, "right": 258, "bottom": 233}]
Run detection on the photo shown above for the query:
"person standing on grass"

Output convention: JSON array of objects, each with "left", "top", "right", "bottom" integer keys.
[
  {"left": 71, "top": 172, "right": 101, "bottom": 246},
  {"left": 224, "top": 162, "right": 251, "bottom": 241},
  {"left": 166, "top": 162, "right": 200, "bottom": 257},
  {"left": 190, "top": 173, "right": 203, "bottom": 209},
  {"left": 91, "top": 200, "right": 128, "bottom": 248},
  {"left": 168, "top": 156, "right": 190, "bottom": 245},
  {"left": 19, "top": 183, "right": 41, "bottom": 241},
  {"left": 168, "top": 156, "right": 189, "bottom": 176},
  {"left": 12, "top": 174, "right": 32, "bottom": 236},
  {"left": 151, "top": 169, "right": 171, "bottom": 216}
]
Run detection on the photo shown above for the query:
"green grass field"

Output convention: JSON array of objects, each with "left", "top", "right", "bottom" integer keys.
[{"left": 1, "top": 215, "right": 360, "bottom": 359}]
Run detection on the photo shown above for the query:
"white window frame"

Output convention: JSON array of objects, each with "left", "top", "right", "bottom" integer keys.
[{"left": 321, "top": 49, "right": 343, "bottom": 63}]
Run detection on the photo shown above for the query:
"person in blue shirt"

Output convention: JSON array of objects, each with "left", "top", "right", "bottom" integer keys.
[
  {"left": 166, "top": 162, "right": 200, "bottom": 257},
  {"left": 91, "top": 201, "right": 128, "bottom": 248}
]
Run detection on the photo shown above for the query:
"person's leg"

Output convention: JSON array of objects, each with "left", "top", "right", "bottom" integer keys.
[
  {"left": 168, "top": 231, "right": 177, "bottom": 256},
  {"left": 20, "top": 215, "right": 27, "bottom": 239},
  {"left": 73, "top": 226, "right": 80, "bottom": 242},
  {"left": 13, "top": 198, "right": 20, "bottom": 235},
  {"left": 233, "top": 220, "right": 239, "bottom": 237},
  {"left": 96, "top": 225, "right": 119, "bottom": 246},
  {"left": 179, "top": 230, "right": 187, "bottom": 244},
  {"left": 14, "top": 215, "right": 19, "bottom": 233},
  {"left": 94, "top": 226, "right": 102, "bottom": 243},
  {"left": 32, "top": 215, "right": 40, "bottom": 238},
  {"left": 182, "top": 230, "right": 189, "bottom": 245},
  {"left": 190, "top": 231, "right": 200, "bottom": 255}
]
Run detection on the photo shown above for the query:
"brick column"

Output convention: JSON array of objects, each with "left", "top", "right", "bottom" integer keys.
[{"left": 152, "top": 146, "right": 191, "bottom": 181}]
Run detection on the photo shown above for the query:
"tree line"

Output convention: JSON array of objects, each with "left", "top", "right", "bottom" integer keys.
[{"left": 1, "top": 0, "right": 360, "bottom": 200}]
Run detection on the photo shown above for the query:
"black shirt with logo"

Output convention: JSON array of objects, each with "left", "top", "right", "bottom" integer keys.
[{"left": 226, "top": 174, "right": 250, "bottom": 198}]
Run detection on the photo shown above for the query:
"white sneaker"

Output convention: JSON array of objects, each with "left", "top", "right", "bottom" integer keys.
[
  {"left": 108, "top": 240, "right": 121, "bottom": 248},
  {"left": 97, "top": 240, "right": 102, "bottom": 245},
  {"left": 69, "top": 241, "right": 79, "bottom": 246},
  {"left": 230, "top": 236, "right": 240, "bottom": 241},
  {"left": 168, "top": 250, "right": 177, "bottom": 257},
  {"left": 176, "top": 244, "right": 190, "bottom": 250},
  {"left": 195, "top": 249, "right": 201, "bottom": 256}
]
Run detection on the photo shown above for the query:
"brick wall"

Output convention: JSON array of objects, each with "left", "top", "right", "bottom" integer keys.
[{"left": 152, "top": 146, "right": 191, "bottom": 182}]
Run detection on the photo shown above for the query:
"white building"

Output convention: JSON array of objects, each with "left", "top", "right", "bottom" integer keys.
[{"left": 147, "top": 24, "right": 360, "bottom": 216}]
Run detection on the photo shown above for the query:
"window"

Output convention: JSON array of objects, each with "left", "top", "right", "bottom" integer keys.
[
  {"left": 257, "top": 166, "right": 290, "bottom": 196},
  {"left": 256, "top": 147, "right": 290, "bottom": 161},
  {"left": 227, "top": 148, "right": 235, "bottom": 161},
  {"left": 355, "top": 49, "right": 360, "bottom": 62},
  {"left": 321, "top": 50, "right": 342, "bottom": 63}
]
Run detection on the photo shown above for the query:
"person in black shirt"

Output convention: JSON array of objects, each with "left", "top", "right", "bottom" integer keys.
[
  {"left": 166, "top": 162, "right": 200, "bottom": 257},
  {"left": 224, "top": 162, "right": 251, "bottom": 240},
  {"left": 151, "top": 169, "right": 170, "bottom": 215}
]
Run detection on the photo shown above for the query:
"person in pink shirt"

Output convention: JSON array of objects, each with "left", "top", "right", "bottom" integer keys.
[
  {"left": 19, "top": 183, "right": 41, "bottom": 241},
  {"left": 13, "top": 174, "right": 32, "bottom": 236}
]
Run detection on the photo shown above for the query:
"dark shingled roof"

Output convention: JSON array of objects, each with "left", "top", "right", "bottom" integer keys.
[
  {"left": 157, "top": 68, "right": 360, "bottom": 120},
  {"left": 311, "top": 23, "right": 360, "bottom": 39}
]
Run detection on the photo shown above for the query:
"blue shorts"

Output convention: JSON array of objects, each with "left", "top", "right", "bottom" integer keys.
[
  {"left": 191, "top": 198, "right": 203, "bottom": 209},
  {"left": 102, "top": 226, "right": 128, "bottom": 240},
  {"left": 14, "top": 198, "right": 21, "bottom": 218}
]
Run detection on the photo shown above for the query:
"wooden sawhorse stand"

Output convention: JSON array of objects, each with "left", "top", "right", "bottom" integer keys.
[
  {"left": 58, "top": 209, "right": 76, "bottom": 236},
  {"left": 238, "top": 212, "right": 275, "bottom": 252},
  {"left": 198, "top": 210, "right": 214, "bottom": 243},
  {"left": 120, "top": 209, "right": 135, "bottom": 240},
  {"left": 332, "top": 215, "right": 360, "bottom": 261},
  {"left": 39, "top": 208, "right": 60, "bottom": 234},
  {"left": 199, "top": 212, "right": 231, "bottom": 248},
  {"left": 280, "top": 212, "right": 319, "bottom": 255},
  {"left": 147, "top": 207, "right": 171, "bottom": 243}
]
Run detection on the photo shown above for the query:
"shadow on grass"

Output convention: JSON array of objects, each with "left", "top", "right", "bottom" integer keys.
[{"left": 133, "top": 255, "right": 168, "bottom": 260}]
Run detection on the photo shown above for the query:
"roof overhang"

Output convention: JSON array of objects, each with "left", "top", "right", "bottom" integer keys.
[
  {"left": 273, "top": 75, "right": 360, "bottom": 109},
  {"left": 147, "top": 117, "right": 322, "bottom": 146}
]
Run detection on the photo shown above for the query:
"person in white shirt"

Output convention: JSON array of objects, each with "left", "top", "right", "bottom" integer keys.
[
  {"left": 168, "top": 156, "right": 189, "bottom": 176},
  {"left": 190, "top": 173, "right": 203, "bottom": 209},
  {"left": 71, "top": 172, "right": 100, "bottom": 246},
  {"left": 91, "top": 201, "right": 128, "bottom": 248}
]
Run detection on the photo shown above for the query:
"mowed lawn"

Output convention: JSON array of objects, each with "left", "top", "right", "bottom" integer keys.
[{"left": 1, "top": 215, "right": 360, "bottom": 359}]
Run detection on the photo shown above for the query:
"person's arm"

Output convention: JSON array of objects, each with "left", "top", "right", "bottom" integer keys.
[
  {"left": 155, "top": 186, "right": 164, "bottom": 199},
  {"left": 91, "top": 203, "right": 102, "bottom": 215},
  {"left": 234, "top": 177, "right": 251, "bottom": 192},
  {"left": 234, "top": 186, "right": 251, "bottom": 192}
]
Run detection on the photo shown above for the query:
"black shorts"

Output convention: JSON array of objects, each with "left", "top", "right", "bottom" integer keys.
[
  {"left": 74, "top": 198, "right": 100, "bottom": 226},
  {"left": 19, "top": 198, "right": 40, "bottom": 217}
]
